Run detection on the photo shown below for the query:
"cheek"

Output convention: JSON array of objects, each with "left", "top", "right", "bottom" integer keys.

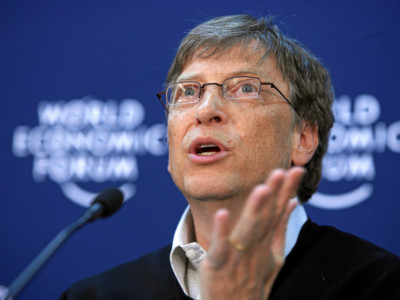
[
  {"left": 167, "top": 129, "right": 178, "bottom": 161},
  {"left": 167, "top": 115, "right": 187, "bottom": 167},
  {"left": 244, "top": 108, "right": 286, "bottom": 139},
  {"left": 167, "top": 122, "right": 176, "bottom": 162},
  {"left": 167, "top": 116, "right": 179, "bottom": 146},
  {"left": 241, "top": 108, "right": 293, "bottom": 162}
]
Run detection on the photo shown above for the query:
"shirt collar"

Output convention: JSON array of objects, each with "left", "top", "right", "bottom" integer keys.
[
  {"left": 170, "top": 201, "right": 307, "bottom": 296},
  {"left": 172, "top": 206, "right": 194, "bottom": 249}
]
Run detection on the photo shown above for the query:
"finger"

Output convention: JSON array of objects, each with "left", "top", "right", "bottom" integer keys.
[
  {"left": 282, "top": 166, "right": 306, "bottom": 199},
  {"left": 275, "top": 167, "right": 305, "bottom": 219},
  {"left": 270, "top": 198, "right": 298, "bottom": 256},
  {"left": 229, "top": 169, "right": 288, "bottom": 247},
  {"left": 241, "top": 169, "right": 286, "bottom": 225},
  {"left": 206, "top": 209, "right": 231, "bottom": 269},
  {"left": 260, "top": 168, "right": 287, "bottom": 223},
  {"left": 226, "top": 168, "right": 304, "bottom": 253},
  {"left": 229, "top": 184, "right": 272, "bottom": 246},
  {"left": 256, "top": 167, "right": 304, "bottom": 243},
  {"left": 260, "top": 169, "right": 286, "bottom": 214},
  {"left": 264, "top": 169, "right": 286, "bottom": 194}
]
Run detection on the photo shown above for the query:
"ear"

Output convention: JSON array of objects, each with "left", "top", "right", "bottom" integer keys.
[
  {"left": 292, "top": 121, "right": 319, "bottom": 166},
  {"left": 167, "top": 160, "right": 171, "bottom": 174}
]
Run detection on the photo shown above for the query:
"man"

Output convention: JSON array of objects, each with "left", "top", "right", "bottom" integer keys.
[{"left": 61, "top": 15, "right": 400, "bottom": 299}]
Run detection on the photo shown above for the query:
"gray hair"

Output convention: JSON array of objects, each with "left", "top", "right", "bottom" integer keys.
[{"left": 166, "top": 15, "right": 334, "bottom": 202}]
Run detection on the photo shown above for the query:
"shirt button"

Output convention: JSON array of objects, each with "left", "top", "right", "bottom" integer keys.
[{"left": 186, "top": 250, "right": 196, "bottom": 260}]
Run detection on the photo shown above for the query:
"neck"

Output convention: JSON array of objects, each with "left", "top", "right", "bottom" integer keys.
[{"left": 187, "top": 196, "right": 246, "bottom": 251}]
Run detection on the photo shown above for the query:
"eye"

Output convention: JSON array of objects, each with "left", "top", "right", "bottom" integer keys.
[
  {"left": 241, "top": 84, "right": 254, "bottom": 93},
  {"left": 184, "top": 87, "right": 196, "bottom": 97},
  {"left": 168, "top": 82, "right": 200, "bottom": 105},
  {"left": 224, "top": 77, "right": 260, "bottom": 99}
]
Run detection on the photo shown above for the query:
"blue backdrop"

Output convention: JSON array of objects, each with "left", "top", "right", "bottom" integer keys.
[{"left": 1, "top": 1, "right": 399, "bottom": 299}]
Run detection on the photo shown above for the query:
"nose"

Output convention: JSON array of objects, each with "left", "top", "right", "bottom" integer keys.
[{"left": 195, "top": 85, "right": 228, "bottom": 125}]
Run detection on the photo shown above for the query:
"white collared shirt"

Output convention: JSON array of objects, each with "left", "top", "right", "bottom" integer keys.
[{"left": 170, "top": 202, "right": 308, "bottom": 300}]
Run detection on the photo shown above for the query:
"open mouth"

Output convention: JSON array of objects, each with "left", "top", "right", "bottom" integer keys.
[{"left": 196, "top": 144, "right": 221, "bottom": 156}]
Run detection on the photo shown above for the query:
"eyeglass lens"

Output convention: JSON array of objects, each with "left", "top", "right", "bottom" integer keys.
[{"left": 167, "top": 77, "right": 262, "bottom": 105}]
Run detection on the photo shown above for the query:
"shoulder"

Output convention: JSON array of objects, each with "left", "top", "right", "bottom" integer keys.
[
  {"left": 272, "top": 220, "right": 400, "bottom": 299},
  {"left": 305, "top": 221, "right": 400, "bottom": 267},
  {"left": 60, "top": 245, "right": 188, "bottom": 300}
]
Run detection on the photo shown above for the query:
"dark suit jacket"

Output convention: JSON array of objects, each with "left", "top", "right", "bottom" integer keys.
[{"left": 60, "top": 220, "right": 400, "bottom": 299}]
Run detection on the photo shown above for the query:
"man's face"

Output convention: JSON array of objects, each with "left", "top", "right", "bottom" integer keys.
[{"left": 167, "top": 45, "right": 297, "bottom": 203}]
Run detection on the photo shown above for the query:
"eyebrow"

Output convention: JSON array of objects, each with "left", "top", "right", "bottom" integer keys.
[
  {"left": 176, "top": 73, "right": 198, "bottom": 82},
  {"left": 176, "top": 68, "right": 265, "bottom": 83}
]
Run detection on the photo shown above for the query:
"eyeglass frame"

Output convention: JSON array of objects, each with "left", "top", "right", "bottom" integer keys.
[{"left": 156, "top": 76, "right": 298, "bottom": 115}]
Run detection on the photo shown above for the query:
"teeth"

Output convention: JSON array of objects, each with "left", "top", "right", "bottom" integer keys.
[
  {"left": 196, "top": 143, "right": 220, "bottom": 156},
  {"left": 199, "top": 144, "right": 216, "bottom": 148},
  {"left": 198, "top": 151, "right": 217, "bottom": 156}
]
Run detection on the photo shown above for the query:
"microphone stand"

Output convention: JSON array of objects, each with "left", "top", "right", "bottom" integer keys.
[{"left": 3, "top": 203, "right": 103, "bottom": 300}]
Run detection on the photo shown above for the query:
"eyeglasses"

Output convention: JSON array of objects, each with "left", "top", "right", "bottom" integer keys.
[{"left": 156, "top": 76, "right": 297, "bottom": 114}]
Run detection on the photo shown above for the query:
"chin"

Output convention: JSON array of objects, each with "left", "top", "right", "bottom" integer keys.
[{"left": 181, "top": 177, "right": 241, "bottom": 202}]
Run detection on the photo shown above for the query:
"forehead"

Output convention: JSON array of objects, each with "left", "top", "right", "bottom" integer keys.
[{"left": 177, "top": 43, "right": 280, "bottom": 82}]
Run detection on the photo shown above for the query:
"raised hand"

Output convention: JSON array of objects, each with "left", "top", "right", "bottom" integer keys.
[{"left": 200, "top": 167, "right": 305, "bottom": 300}]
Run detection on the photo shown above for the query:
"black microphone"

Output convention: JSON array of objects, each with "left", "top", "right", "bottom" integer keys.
[
  {"left": 85, "top": 188, "right": 124, "bottom": 221},
  {"left": 3, "top": 188, "right": 124, "bottom": 300}
]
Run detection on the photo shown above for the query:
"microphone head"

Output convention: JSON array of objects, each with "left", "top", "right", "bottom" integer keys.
[{"left": 91, "top": 188, "right": 124, "bottom": 218}]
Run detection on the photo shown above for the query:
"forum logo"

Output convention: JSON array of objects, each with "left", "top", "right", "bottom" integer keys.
[
  {"left": 12, "top": 96, "right": 167, "bottom": 207},
  {"left": 11, "top": 95, "right": 400, "bottom": 210},
  {"left": 309, "top": 94, "right": 400, "bottom": 209}
]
